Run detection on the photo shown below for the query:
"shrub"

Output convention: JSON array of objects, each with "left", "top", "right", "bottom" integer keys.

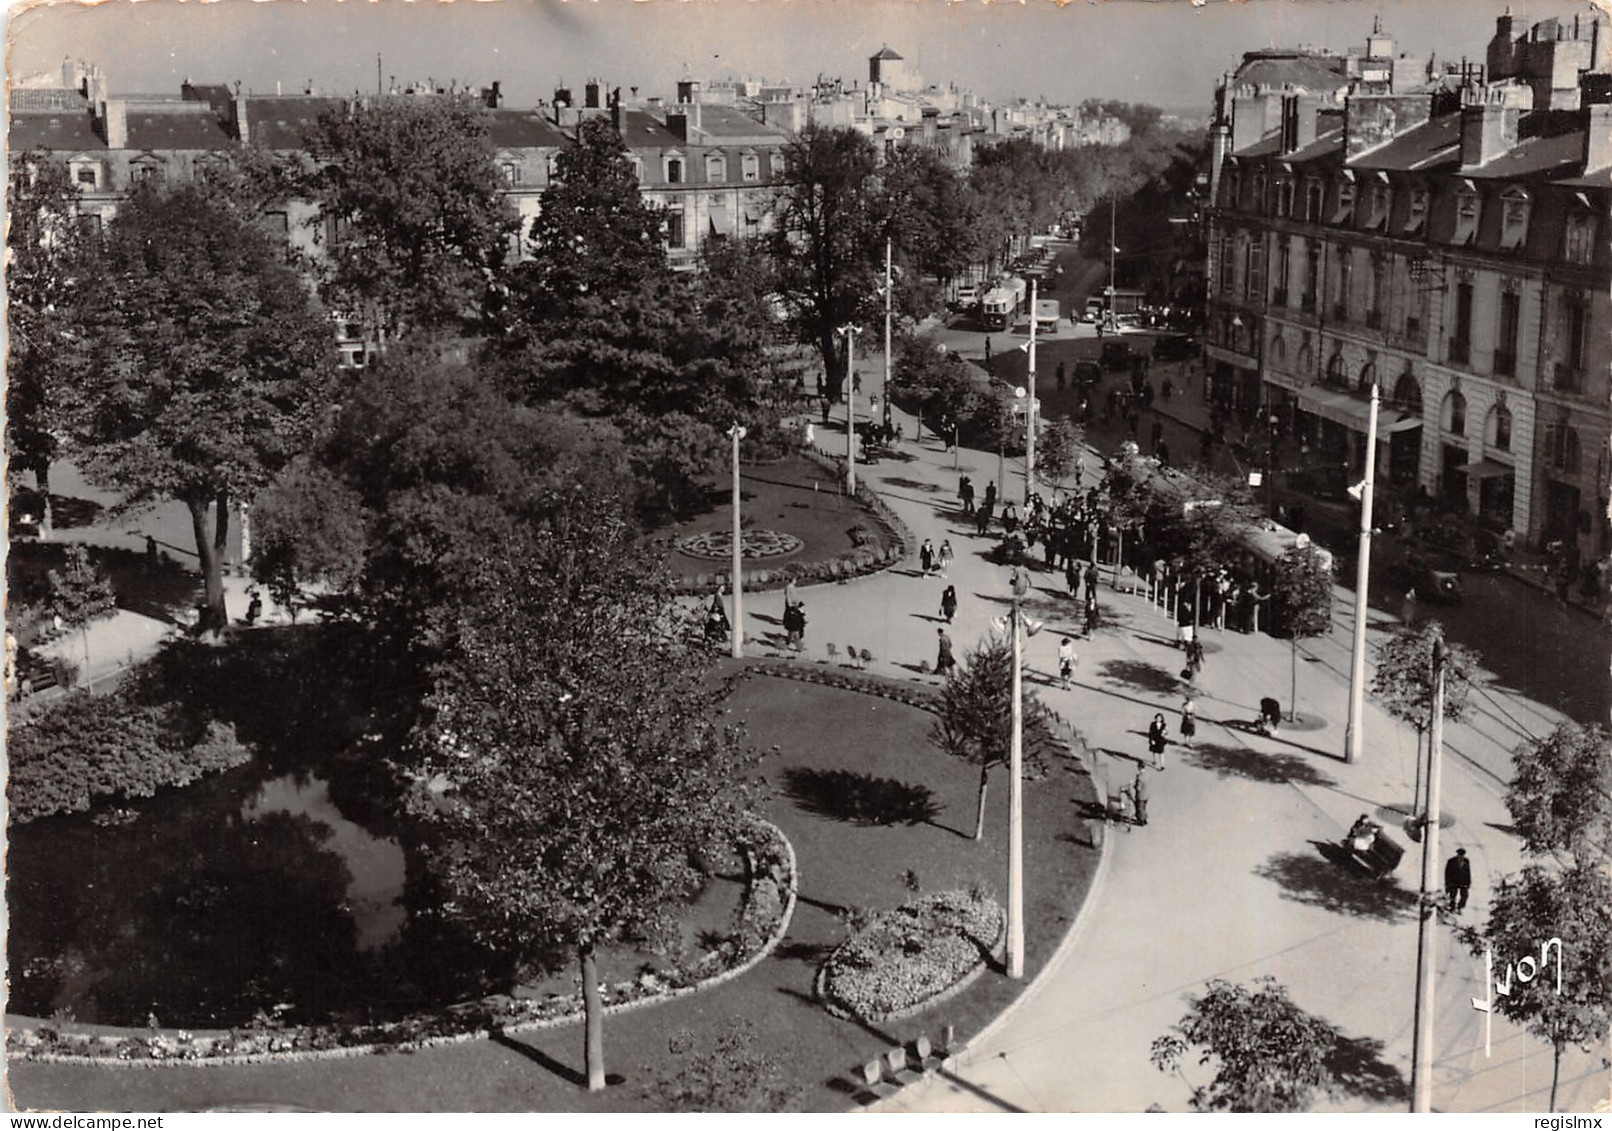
[{"left": 7, "top": 690, "right": 252, "bottom": 823}]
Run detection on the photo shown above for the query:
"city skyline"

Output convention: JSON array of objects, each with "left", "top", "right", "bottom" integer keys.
[{"left": 7, "top": 0, "right": 1603, "bottom": 116}]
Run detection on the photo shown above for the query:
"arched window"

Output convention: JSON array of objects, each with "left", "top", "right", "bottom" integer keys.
[
  {"left": 1500, "top": 186, "right": 1530, "bottom": 251},
  {"left": 1441, "top": 390, "right": 1467, "bottom": 435},
  {"left": 1486, "top": 402, "right": 1512, "bottom": 452},
  {"left": 1391, "top": 369, "right": 1422, "bottom": 416},
  {"left": 1271, "top": 334, "right": 1287, "bottom": 367},
  {"left": 741, "top": 151, "right": 760, "bottom": 182},
  {"left": 1357, "top": 358, "right": 1377, "bottom": 394},
  {"left": 665, "top": 155, "right": 684, "bottom": 184},
  {"left": 1324, "top": 350, "right": 1347, "bottom": 388},
  {"left": 705, "top": 151, "right": 727, "bottom": 182}
]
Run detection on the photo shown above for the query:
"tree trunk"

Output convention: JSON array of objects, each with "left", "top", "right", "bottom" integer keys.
[
  {"left": 974, "top": 767, "right": 989, "bottom": 841},
  {"left": 1289, "top": 637, "right": 1298, "bottom": 722},
  {"left": 186, "top": 497, "right": 227, "bottom": 637},
  {"left": 81, "top": 626, "right": 93, "bottom": 692},
  {"left": 1549, "top": 1041, "right": 1561, "bottom": 1113},
  {"left": 581, "top": 941, "right": 606, "bottom": 1092},
  {"left": 36, "top": 462, "right": 53, "bottom": 541}
]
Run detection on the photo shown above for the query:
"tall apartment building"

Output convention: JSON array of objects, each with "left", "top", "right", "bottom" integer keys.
[{"left": 1205, "top": 14, "right": 1611, "bottom": 572}]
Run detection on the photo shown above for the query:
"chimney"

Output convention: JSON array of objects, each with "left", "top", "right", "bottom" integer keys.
[
  {"left": 1586, "top": 102, "right": 1612, "bottom": 170},
  {"left": 585, "top": 80, "right": 601, "bottom": 109},
  {"left": 609, "top": 86, "right": 622, "bottom": 133},
  {"left": 100, "top": 98, "right": 127, "bottom": 149},
  {"left": 1279, "top": 94, "right": 1319, "bottom": 154},
  {"left": 1460, "top": 96, "right": 1520, "bottom": 166},
  {"left": 232, "top": 93, "right": 249, "bottom": 144}
]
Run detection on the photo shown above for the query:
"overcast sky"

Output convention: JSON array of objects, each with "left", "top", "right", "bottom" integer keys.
[{"left": 6, "top": 0, "right": 1604, "bottom": 115}]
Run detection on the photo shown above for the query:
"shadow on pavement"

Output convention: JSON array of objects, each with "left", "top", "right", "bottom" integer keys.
[
  {"left": 46, "top": 494, "right": 108, "bottom": 529},
  {"left": 1097, "top": 658, "right": 1184, "bottom": 698},
  {"left": 1253, "top": 847, "right": 1419, "bottom": 923},
  {"left": 881, "top": 477, "right": 943, "bottom": 494},
  {"left": 1326, "top": 1033, "right": 1409, "bottom": 1105},
  {"left": 781, "top": 766, "right": 942, "bottom": 828},
  {"left": 1181, "top": 743, "right": 1339, "bottom": 788}
]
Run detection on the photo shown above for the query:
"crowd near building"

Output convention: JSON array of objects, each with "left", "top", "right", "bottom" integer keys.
[{"left": 1205, "top": 13, "right": 1611, "bottom": 578}]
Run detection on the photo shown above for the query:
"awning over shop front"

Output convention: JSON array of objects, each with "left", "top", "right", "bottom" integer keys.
[
  {"left": 1455, "top": 458, "right": 1515, "bottom": 480},
  {"left": 1294, "top": 387, "right": 1414, "bottom": 442}
]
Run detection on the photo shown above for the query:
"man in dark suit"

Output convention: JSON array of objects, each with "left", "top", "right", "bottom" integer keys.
[{"left": 1445, "top": 847, "right": 1472, "bottom": 912}]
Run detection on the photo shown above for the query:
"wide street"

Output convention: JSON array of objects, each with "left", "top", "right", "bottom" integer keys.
[{"left": 774, "top": 352, "right": 1607, "bottom": 1113}]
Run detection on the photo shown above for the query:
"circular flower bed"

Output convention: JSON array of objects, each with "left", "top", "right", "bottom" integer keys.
[
  {"left": 816, "top": 890, "right": 1004, "bottom": 1024},
  {"left": 677, "top": 529, "right": 804, "bottom": 561}
]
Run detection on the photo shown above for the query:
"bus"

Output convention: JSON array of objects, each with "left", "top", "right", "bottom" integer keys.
[
  {"left": 980, "top": 286, "right": 1017, "bottom": 330},
  {"left": 1034, "top": 299, "right": 1062, "bottom": 333}
]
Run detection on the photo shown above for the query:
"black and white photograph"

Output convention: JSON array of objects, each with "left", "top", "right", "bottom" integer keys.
[{"left": 4, "top": 0, "right": 1611, "bottom": 1116}]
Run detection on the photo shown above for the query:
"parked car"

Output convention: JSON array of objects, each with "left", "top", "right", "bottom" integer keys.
[
  {"left": 953, "top": 284, "right": 980, "bottom": 312},
  {"left": 1073, "top": 360, "right": 1104, "bottom": 385},
  {"left": 1152, "top": 333, "right": 1199, "bottom": 361},
  {"left": 1396, "top": 550, "right": 1464, "bottom": 603},
  {"left": 1100, "top": 342, "right": 1135, "bottom": 370}
]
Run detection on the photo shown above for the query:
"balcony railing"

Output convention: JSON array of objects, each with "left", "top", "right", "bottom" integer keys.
[
  {"left": 1554, "top": 361, "right": 1584, "bottom": 393},
  {"left": 1448, "top": 337, "right": 1471, "bottom": 366},
  {"left": 1493, "top": 349, "right": 1516, "bottom": 378}
]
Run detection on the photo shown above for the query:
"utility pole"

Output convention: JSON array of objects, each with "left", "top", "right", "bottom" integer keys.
[
  {"left": 728, "top": 423, "right": 747, "bottom": 660},
  {"left": 1410, "top": 631, "right": 1447, "bottom": 1113},
  {"left": 1025, "top": 274, "right": 1038, "bottom": 506},
  {"left": 884, "top": 238, "right": 893, "bottom": 432},
  {"left": 838, "top": 325, "right": 859, "bottom": 495},
  {"left": 1108, "top": 197, "right": 1118, "bottom": 332},
  {"left": 1007, "top": 601, "right": 1025, "bottom": 979},
  {"left": 1344, "top": 383, "right": 1380, "bottom": 764},
  {"left": 377, "top": 54, "right": 383, "bottom": 97}
]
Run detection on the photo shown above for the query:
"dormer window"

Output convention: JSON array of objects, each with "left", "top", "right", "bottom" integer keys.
[
  {"left": 665, "top": 153, "right": 684, "bottom": 184},
  {"left": 769, "top": 150, "right": 785, "bottom": 179},
  {"left": 705, "top": 151, "right": 727, "bottom": 183},
  {"left": 628, "top": 155, "right": 644, "bottom": 183},
  {"left": 1304, "top": 179, "right": 1323, "bottom": 222},
  {"left": 741, "top": 151, "right": 760, "bottom": 182},
  {"left": 129, "top": 156, "right": 165, "bottom": 186},
  {"left": 1332, "top": 174, "right": 1355, "bottom": 225},
  {"left": 1365, "top": 178, "right": 1390, "bottom": 231},
  {"left": 1452, "top": 185, "right": 1480, "bottom": 246},
  {"left": 1499, "top": 187, "right": 1529, "bottom": 251},
  {"left": 545, "top": 152, "right": 560, "bottom": 181},
  {"left": 1276, "top": 177, "right": 1294, "bottom": 218},
  {"left": 69, "top": 157, "right": 101, "bottom": 190},
  {"left": 499, "top": 161, "right": 521, "bottom": 186},
  {"left": 1404, "top": 185, "right": 1429, "bottom": 235}
]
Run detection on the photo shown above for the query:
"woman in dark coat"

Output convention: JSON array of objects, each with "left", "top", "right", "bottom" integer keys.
[
  {"left": 940, "top": 585, "right": 958, "bottom": 624},
  {"left": 1147, "top": 713, "right": 1169, "bottom": 770}
]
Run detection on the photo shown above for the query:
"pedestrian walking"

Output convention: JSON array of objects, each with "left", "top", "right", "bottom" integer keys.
[
  {"left": 1185, "top": 636, "right": 1206, "bottom": 681},
  {"left": 920, "top": 538, "right": 936, "bottom": 575},
  {"left": 1057, "top": 637, "right": 1078, "bottom": 690},
  {"left": 1147, "top": 713, "right": 1169, "bottom": 771},
  {"left": 783, "top": 601, "right": 807, "bottom": 651},
  {"left": 1084, "top": 561, "right": 1099, "bottom": 595},
  {"left": 1056, "top": 360, "right": 1066, "bottom": 387},
  {"left": 935, "top": 627, "right": 957, "bottom": 675},
  {"left": 804, "top": 420, "right": 816, "bottom": 447},
  {"left": 1066, "top": 558, "right": 1081, "bottom": 600},
  {"left": 940, "top": 584, "right": 958, "bottom": 624},
  {"left": 1002, "top": 502, "right": 1020, "bottom": 536},
  {"left": 938, "top": 540, "right": 954, "bottom": 577},
  {"left": 1084, "top": 590, "right": 1100, "bottom": 636},
  {"left": 959, "top": 475, "right": 975, "bottom": 515},
  {"left": 1130, "top": 768, "right": 1149, "bottom": 826},
  {"left": 1179, "top": 695, "right": 1197, "bottom": 746},
  {"left": 984, "top": 480, "right": 997, "bottom": 513},
  {"left": 976, "top": 502, "right": 993, "bottom": 537},
  {"left": 1444, "top": 847, "right": 1472, "bottom": 912},
  {"left": 1010, "top": 565, "right": 1031, "bottom": 601}
]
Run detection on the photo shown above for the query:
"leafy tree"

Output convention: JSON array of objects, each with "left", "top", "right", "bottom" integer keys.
[
  {"left": 1150, "top": 975, "right": 1341, "bottom": 1112},
  {"left": 930, "top": 634, "right": 1059, "bottom": 840},
  {"left": 1036, "top": 420, "right": 1086, "bottom": 493},
  {"left": 517, "top": 115, "right": 672, "bottom": 322},
  {"left": 46, "top": 544, "right": 117, "bottom": 687},
  {"left": 771, "top": 124, "right": 883, "bottom": 401},
  {"left": 1272, "top": 542, "right": 1334, "bottom": 722},
  {"left": 58, "top": 183, "right": 337, "bottom": 634},
  {"left": 6, "top": 150, "right": 103, "bottom": 532},
  {"left": 249, "top": 456, "right": 370, "bottom": 620},
  {"left": 878, "top": 145, "right": 978, "bottom": 288},
  {"left": 1458, "top": 863, "right": 1612, "bottom": 1112},
  {"left": 1370, "top": 622, "right": 1478, "bottom": 791},
  {"left": 617, "top": 409, "right": 723, "bottom": 518},
  {"left": 407, "top": 489, "right": 760, "bottom": 1092},
  {"left": 307, "top": 95, "right": 517, "bottom": 340},
  {"left": 648, "top": 1019, "right": 803, "bottom": 1112},
  {"left": 1506, "top": 722, "right": 1612, "bottom": 862}
]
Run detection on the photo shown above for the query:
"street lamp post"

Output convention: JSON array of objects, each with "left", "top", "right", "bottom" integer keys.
[
  {"left": 1025, "top": 275, "right": 1039, "bottom": 506},
  {"left": 1410, "top": 631, "right": 1447, "bottom": 1112},
  {"left": 838, "top": 324, "right": 860, "bottom": 495},
  {"left": 1343, "top": 383, "right": 1381, "bottom": 764},
  {"left": 1008, "top": 601, "right": 1025, "bottom": 980},
  {"left": 728, "top": 422, "right": 747, "bottom": 660}
]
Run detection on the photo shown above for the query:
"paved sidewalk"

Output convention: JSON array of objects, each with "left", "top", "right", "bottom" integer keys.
[{"left": 785, "top": 396, "right": 1603, "bottom": 1114}]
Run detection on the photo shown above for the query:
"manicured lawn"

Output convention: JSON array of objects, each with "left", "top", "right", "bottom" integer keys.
[
  {"left": 7, "top": 665, "right": 1101, "bottom": 1113},
  {"left": 661, "top": 453, "right": 895, "bottom": 585}
]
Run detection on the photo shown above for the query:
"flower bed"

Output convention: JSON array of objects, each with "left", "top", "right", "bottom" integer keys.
[
  {"left": 816, "top": 890, "right": 1005, "bottom": 1025},
  {"left": 7, "top": 817, "right": 797, "bottom": 1066}
]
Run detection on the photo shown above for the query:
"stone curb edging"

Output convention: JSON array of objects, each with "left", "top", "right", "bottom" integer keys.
[
  {"left": 813, "top": 899, "right": 1007, "bottom": 1026},
  {"left": 7, "top": 818, "right": 799, "bottom": 1069}
]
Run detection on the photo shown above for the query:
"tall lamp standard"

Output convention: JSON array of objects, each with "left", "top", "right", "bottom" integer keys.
[
  {"left": 727, "top": 422, "right": 747, "bottom": 660},
  {"left": 1343, "top": 382, "right": 1381, "bottom": 764},
  {"left": 994, "top": 584, "right": 1040, "bottom": 981},
  {"left": 838, "top": 324, "right": 860, "bottom": 495},
  {"left": 1024, "top": 274, "right": 1039, "bottom": 505}
]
